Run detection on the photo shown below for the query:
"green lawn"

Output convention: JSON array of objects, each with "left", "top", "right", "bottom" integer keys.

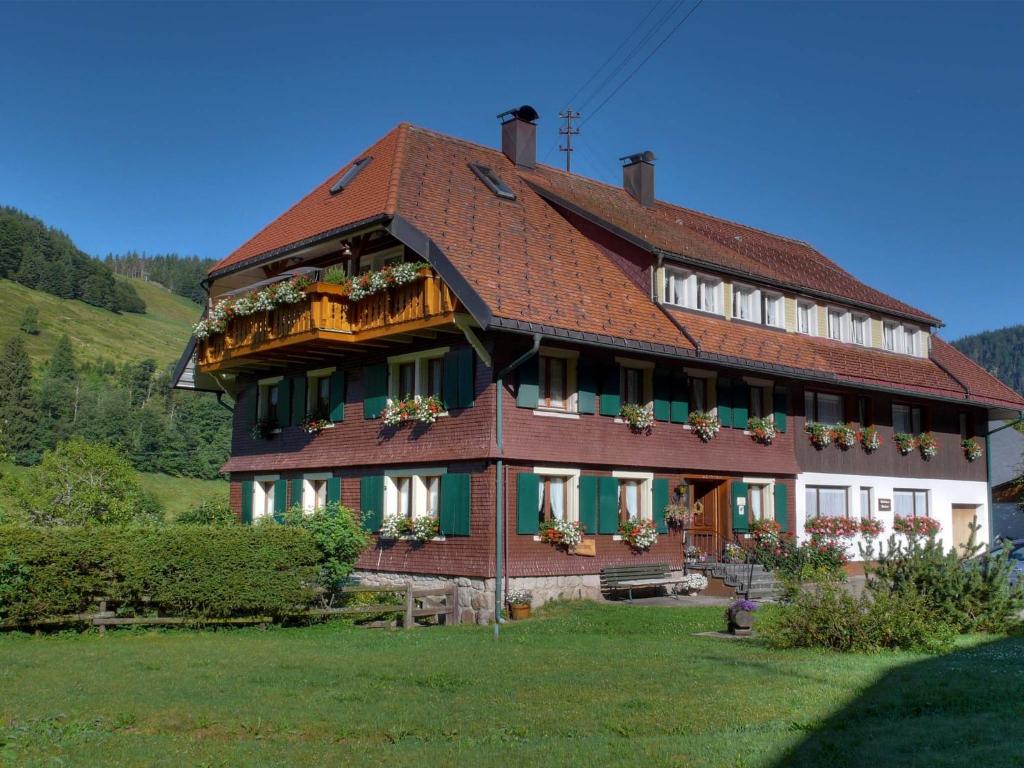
[{"left": 1, "top": 602, "right": 1021, "bottom": 767}]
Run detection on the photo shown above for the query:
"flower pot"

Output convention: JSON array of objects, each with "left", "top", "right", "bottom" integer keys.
[{"left": 509, "top": 603, "right": 531, "bottom": 620}]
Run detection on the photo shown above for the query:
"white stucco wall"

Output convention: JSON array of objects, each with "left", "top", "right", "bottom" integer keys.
[{"left": 796, "top": 472, "right": 989, "bottom": 559}]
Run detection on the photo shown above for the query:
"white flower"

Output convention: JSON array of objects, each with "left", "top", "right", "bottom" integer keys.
[{"left": 379, "top": 515, "right": 402, "bottom": 540}]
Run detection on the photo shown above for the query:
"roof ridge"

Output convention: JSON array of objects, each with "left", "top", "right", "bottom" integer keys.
[{"left": 385, "top": 122, "right": 411, "bottom": 214}]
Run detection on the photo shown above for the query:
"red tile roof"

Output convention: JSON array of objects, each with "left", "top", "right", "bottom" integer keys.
[{"left": 205, "top": 122, "right": 1023, "bottom": 411}]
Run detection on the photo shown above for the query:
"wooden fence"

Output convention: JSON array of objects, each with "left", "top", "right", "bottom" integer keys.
[{"left": 0, "top": 583, "right": 459, "bottom": 633}]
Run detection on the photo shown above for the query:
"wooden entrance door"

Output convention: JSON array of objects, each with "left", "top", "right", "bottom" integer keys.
[
  {"left": 952, "top": 505, "right": 980, "bottom": 553},
  {"left": 688, "top": 480, "right": 727, "bottom": 558}
]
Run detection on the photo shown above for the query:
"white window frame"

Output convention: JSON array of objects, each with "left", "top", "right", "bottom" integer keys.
[
  {"left": 743, "top": 377, "right": 774, "bottom": 422},
  {"left": 695, "top": 274, "right": 723, "bottom": 315},
  {"left": 732, "top": 283, "right": 761, "bottom": 323},
  {"left": 536, "top": 347, "right": 579, "bottom": 415},
  {"left": 663, "top": 267, "right": 723, "bottom": 316},
  {"left": 894, "top": 488, "right": 929, "bottom": 517},
  {"left": 762, "top": 292, "right": 784, "bottom": 329},
  {"left": 859, "top": 486, "right": 873, "bottom": 520},
  {"left": 612, "top": 470, "right": 654, "bottom": 521},
  {"left": 615, "top": 356, "right": 654, "bottom": 409},
  {"left": 903, "top": 326, "right": 920, "bottom": 357},
  {"left": 827, "top": 307, "right": 849, "bottom": 342},
  {"left": 806, "top": 485, "right": 851, "bottom": 518},
  {"left": 384, "top": 467, "right": 448, "bottom": 521},
  {"left": 533, "top": 466, "right": 581, "bottom": 524},
  {"left": 797, "top": 301, "right": 817, "bottom": 336},
  {"left": 663, "top": 266, "right": 692, "bottom": 308},
  {"left": 742, "top": 477, "right": 776, "bottom": 522},
  {"left": 883, "top": 321, "right": 898, "bottom": 352},
  {"left": 851, "top": 314, "right": 870, "bottom": 347},
  {"left": 387, "top": 346, "right": 450, "bottom": 401},
  {"left": 302, "top": 472, "right": 333, "bottom": 513},
  {"left": 684, "top": 368, "right": 718, "bottom": 420},
  {"left": 253, "top": 474, "right": 279, "bottom": 520}
]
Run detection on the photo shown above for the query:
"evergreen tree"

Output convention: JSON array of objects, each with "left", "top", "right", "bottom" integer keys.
[
  {"left": 0, "top": 335, "right": 41, "bottom": 465},
  {"left": 38, "top": 334, "right": 78, "bottom": 447},
  {"left": 19, "top": 305, "right": 39, "bottom": 335}
]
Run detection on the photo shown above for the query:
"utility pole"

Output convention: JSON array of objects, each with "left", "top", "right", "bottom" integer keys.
[{"left": 559, "top": 107, "right": 580, "bottom": 173}]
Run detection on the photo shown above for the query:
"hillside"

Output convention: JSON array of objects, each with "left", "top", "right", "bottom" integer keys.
[
  {"left": 953, "top": 325, "right": 1024, "bottom": 396},
  {"left": 0, "top": 276, "right": 200, "bottom": 368}
]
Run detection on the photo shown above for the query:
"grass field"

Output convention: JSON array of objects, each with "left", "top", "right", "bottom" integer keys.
[
  {"left": 0, "top": 276, "right": 200, "bottom": 368},
  {"left": 1, "top": 601, "right": 1021, "bottom": 767},
  {"left": 0, "top": 462, "right": 226, "bottom": 521}
]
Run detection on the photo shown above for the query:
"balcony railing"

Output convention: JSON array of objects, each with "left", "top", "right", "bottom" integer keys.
[{"left": 196, "top": 271, "right": 459, "bottom": 371}]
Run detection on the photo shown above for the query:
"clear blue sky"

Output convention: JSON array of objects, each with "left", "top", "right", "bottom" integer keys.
[{"left": 2, "top": 1, "right": 1021, "bottom": 339}]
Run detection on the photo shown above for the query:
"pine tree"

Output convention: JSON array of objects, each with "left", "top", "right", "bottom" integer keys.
[
  {"left": 39, "top": 334, "right": 78, "bottom": 447},
  {"left": 19, "top": 305, "right": 40, "bottom": 335},
  {"left": 0, "top": 335, "right": 41, "bottom": 465}
]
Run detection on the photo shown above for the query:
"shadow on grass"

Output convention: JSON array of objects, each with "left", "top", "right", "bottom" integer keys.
[{"left": 772, "top": 635, "right": 1024, "bottom": 768}]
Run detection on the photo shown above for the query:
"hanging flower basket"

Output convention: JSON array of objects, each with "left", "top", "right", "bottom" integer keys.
[
  {"left": 662, "top": 503, "right": 692, "bottom": 528},
  {"left": 804, "top": 422, "right": 833, "bottom": 449},
  {"left": 688, "top": 410, "right": 720, "bottom": 442},
  {"left": 619, "top": 404, "right": 655, "bottom": 434},
  {"left": 833, "top": 422, "right": 857, "bottom": 450},
  {"left": 858, "top": 425, "right": 882, "bottom": 453},
  {"left": 894, "top": 432, "right": 917, "bottom": 456},
  {"left": 962, "top": 437, "right": 983, "bottom": 462},
  {"left": 747, "top": 416, "right": 776, "bottom": 445},
  {"left": 619, "top": 518, "right": 658, "bottom": 550},
  {"left": 917, "top": 432, "right": 938, "bottom": 460},
  {"left": 381, "top": 395, "right": 445, "bottom": 427},
  {"left": 538, "top": 519, "right": 584, "bottom": 550}
]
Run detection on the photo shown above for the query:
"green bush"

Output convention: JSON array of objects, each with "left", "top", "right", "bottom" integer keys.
[
  {"left": 281, "top": 503, "right": 371, "bottom": 603},
  {"left": 752, "top": 535, "right": 846, "bottom": 582},
  {"left": 175, "top": 497, "right": 238, "bottom": 525},
  {"left": 0, "top": 524, "right": 320, "bottom": 623}
]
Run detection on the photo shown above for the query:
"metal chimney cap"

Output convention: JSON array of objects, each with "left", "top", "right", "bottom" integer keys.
[
  {"left": 619, "top": 150, "right": 656, "bottom": 165},
  {"left": 497, "top": 105, "right": 540, "bottom": 124}
]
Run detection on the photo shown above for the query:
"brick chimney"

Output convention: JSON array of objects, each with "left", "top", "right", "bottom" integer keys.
[
  {"left": 498, "top": 105, "right": 539, "bottom": 169},
  {"left": 621, "top": 151, "right": 656, "bottom": 207}
]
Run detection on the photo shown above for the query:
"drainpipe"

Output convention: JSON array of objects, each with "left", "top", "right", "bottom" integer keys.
[
  {"left": 986, "top": 413, "right": 1024, "bottom": 547},
  {"left": 494, "top": 333, "right": 542, "bottom": 640}
]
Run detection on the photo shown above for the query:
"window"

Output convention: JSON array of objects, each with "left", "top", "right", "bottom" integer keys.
[
  {"left": 905, "top": 327, "right": 920, "bottom": 356},
  {"left": 860, "top": 487, "right": 873, "bottom": 519},
  {"left": 696, "top": 275, "right": 722, "bottom": 314},
  {"left": 748, "top": 484, "right": 771, "bottom": 520},
  {"left": 762, "top": 293, "right": 784, "bottom": 328},
  {"left": 664, "top": 267, "right": 689, "bottom": 307},
  {"left": 258, "top": 378, "right": 282, "bottom": 423},
  {"left": 303, "top": 476, "right": 329, "bottom": 512},
  {"left": 805, "top": 390, "right": 843, "bottom": 424},
  {"left": 959, "top": 413, "right": 970, "bottom": 441},
  {"left": 856, "top": 396, "right": 872, "bottom": 427},
  {"left": 894, "top": 489, "right": 928, "bottom": 518},
  {"left": 806, "top": 486, "right": 848, "bottom": 518},
  {"left": 892, "top": 403, "right": 922, "bottom": 435},
  {"left": 749, "top": 384, "right": 768, "bottom": 419},
  {"left": 329, "top": 156, "right": 373, "bottom": 194},
  {"left": 690, "top": 376, "right": 709, "bottom": 413},
  {"left": 357, "top": 246, "right": 403, "bottom": 274},
  {"left": 253, "top": 478, "right": 277, "bottom": 520},
  {"left": 388, "top": 347, "right": 449, "bottom": 401},
  {"left": 733, "top": 284, "right": 760, "bottom": 323},
  {"left": 539, "top": 476, "right": 569, "bottom": 523},
  {"left": 618, "top": 359, "right": 653, "bottom": 407},
  {"left": 797, "top": 301, "right": 816, "bottom": 335},
  {"left": 662, "top": 267, "right": 723, "bottom": 315},
  {"left": 468, "top": 163, "right": 516, "bottom": 200},
  {"left": 385, "top": 469, "right": 447, "bottom": 521},
  {"left": 827, "top": 308, "right": 847, "bottom": 341},
  {"left": 306, "top": 368, "right": 334, "bottom": 419},
  {"left": 614, "top": 471, "right": 652, "bottom": 522},
  {"left": 537, "top": 350, "right": 577, "bottom": 412},
  {"left": 851, "top": 314, "right": 870, "bottom": 346},
  {"left": 883, "top": 321, "right": 897, "bottom": 352}
]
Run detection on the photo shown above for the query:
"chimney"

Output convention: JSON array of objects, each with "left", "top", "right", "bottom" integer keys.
[
  {"left": 620, "top": 151, "right": 656, "bottom": 207},
  {"left": 498, "top": 105, "right": 539, "bottom": 169}
]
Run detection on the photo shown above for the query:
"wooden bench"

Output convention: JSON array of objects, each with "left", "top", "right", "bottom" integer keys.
[{"left": 600, "top": 564, "right": 680, "bottom": 602}]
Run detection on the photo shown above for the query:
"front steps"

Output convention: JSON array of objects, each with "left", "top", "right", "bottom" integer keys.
[{"left": 687, "top": 562, "right": 783, "bottom": 601}]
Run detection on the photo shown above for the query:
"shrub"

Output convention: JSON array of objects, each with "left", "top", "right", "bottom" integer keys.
[
  {"left": 175, "top": 497, "right": 238, "bottom": 525},
  {"left": 751, "top": 532, "right": 846, "bottom": 582},
  {"left": 281, "top": 502, "right": 370, "bottom": 603},
  {"left": 0, "top": 524, "right": 320, "bottom": 623}
]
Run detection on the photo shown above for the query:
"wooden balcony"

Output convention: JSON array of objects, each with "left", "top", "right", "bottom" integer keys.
[{"left": 196, "top": 271, "right": 461, "bottom": 372}]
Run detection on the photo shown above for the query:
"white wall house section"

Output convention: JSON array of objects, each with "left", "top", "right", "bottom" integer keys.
[{"left": 796, "top": 472, "right": 989, "bottom": 559}]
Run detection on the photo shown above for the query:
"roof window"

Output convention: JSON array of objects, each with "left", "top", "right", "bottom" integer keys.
[
  {"left": 330, "top": 156, "right": 373, "bottom": 194},
  {"left": 468, "top": 163, "right": 516, "bottom": 200}
]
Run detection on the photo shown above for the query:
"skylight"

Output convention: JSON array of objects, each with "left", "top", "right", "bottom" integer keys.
[
  {"left": 468, "top": 163, "right": 516, "bottom": 200},
  {"left": 330, "top": 156, "right": 373, "bottom": 194}
]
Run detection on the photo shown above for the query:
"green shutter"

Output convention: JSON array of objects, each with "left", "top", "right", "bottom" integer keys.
[
  {"left": 517, "top": 472, "right": 540, "bottom": 534},
  {"left": 289, "top": 478, "right": 303, "bottom": 511},
  {"left": 774, "top": 482, "right": 789, "bottom": 533},
  {"left": 516, "top": 355, "right": 539, "bottom": 408},
  {"left": 457, "top": 348, "right": 475, "bottom": 408},
  {"left": 359, "top": 475, "right": 384, "bottom": 531},
  {"left": 326, "top": 476, "right": 341, "bottom": 504},
  {"left": 717, "top": 377, "right": 733, "bottom": 427},
  {"left": 598, "top": 477, "right": 619, "bottom": 534},
  {"left": 273, "top": 478, "right": 287, "bottom": 522},
  {"left": 731, "top": 480, "right": 749, "bottom": 534},
  {"left": 329, "top": 370, "right": 346, "bottom": 422},
  {"left": 670, "top": 371, "right": 689, "bottom": 423},
  {"left": 652, "top": 478, "right": 669, "bottom": 534},
  {"left": 290, "top": 375, "right": 306, "bottom": 426},
  {"left": 363, "top": 363, "right": 388, "bottom": 419},
  {"left": 440, "top": 473, "right": 471, "bottom": 536},
  {"left": 600, "top": 364, "right": 620, "bottom": 417},
  {"left": 653, "top": 368, "right": 671, "bottom": 422},
  {"left": 773, "top": 388, "right": 788, "bottom": 433},
  {"left": 578, "top": 475, "right": 597, "bottom": 535},
  {"left": 443, "top": 348, "right": 476, "bottom": 410},
  {"left": 241, "top": 479, "right": 253, "bottom": 524},
  {"left": 577, "top": 357, "right": 596, "bottom": 414},
  {"left": 732, "top": 380, "right": 749, "bottom": 429},
  {"left": 278, "top": 378, "right": 292, "bottom": 426}
]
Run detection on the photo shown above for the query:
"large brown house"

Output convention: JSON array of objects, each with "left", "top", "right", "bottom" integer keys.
[{"left": 174, "top": 108, "right": 1024, "bottom": 623}]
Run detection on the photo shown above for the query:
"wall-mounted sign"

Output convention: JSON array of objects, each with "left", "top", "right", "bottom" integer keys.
[
  {"left": 573, "top": 539, "right": 596, "bottom": 557},
  {"left": 878, "top": 498, "right": 892, "bottom": 512}
]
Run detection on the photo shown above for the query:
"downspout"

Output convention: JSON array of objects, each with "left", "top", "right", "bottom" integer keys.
[
  {"left": 652, "top": 254, "right": 702, "bottom": 354},
  {"left": 494, "top": 333, "right": 542, "bottom": 640},
  {"left": 986, "top": 413, "right": 1024, "bottom": 547}
]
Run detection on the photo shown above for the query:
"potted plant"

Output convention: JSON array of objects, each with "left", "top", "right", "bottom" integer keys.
[
  {"left": 688, "top": 410, "right": 720, "bottom": 442},
  {"left": 684, "top": 544, "right": 707, "bottom": 563},
  {"left": 619, "top": 403, "right": 655, "bottom": 434},
  {"left": 249, "top": 418, "right": 278, "bottom": 440},
  {"left": 381, "top": 394, "right": 445, "bottom": 426},
  {"left": 804, "top": 422, "right": 833, "bottom": 449},
  {"left": 917, "top": 432, "right": 938, "bottom": 460},
  {"left": 747, "top": 416, "right": 776, "bottom": 445},
  {"left": 894, "top": 432, "right": 917, "bottom": 456},
  {"left": 726, "top": 599, "right": 758, "bottom": 635},
  {"left": 962, "top": 437, "right": 983, "bottom": 462},
  {"left": 833, "top": 422, "right": 857, "bottom": 450},
  {"left": 409, "top": 515, "right": 440, "bottom": 543},
  {"left": 676, "top": 572, "right": 709, "bottom": 595},
  {"left": 507, "top": 589, "right": 532, "bottom": 620},
  {"left": 619, "top": 517, "right": 658, "bottom": 551},
  {"left": 662, "top": 503, "right": 692, "bottom": 528},
  {"left": 302, "top": 412, "right": 331, "bottom": 435},
  {"left": 858, "top": 425, "right": 882, "bottom": 453},
  {"left": 722, "top": 541, "right": 745, "bottom": 563},
  {"left": 379, "top": 515, "right": 403, "bottom": 540},
  {"left": 538, "top": 519, "right": 584, "bottom": 550}
]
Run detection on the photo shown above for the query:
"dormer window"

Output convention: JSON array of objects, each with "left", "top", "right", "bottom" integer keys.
[
  {"left": 827, "top": 308, "right": 848, "bottom": 341},
  {"left": 330, "top": 156, "right": 372, "bottom": 194},
  {"left": 851, "top": 314, "right": 870, "bottom": 346},
  {"left": 663, "top": 267, "right": 723, "bottom": 316},
  {"left": 733, "top": 284, "right": 760, "bottom": 323},
  {"left": 797, "top": 301, "right": 817, "bottom": 335},
  {"left": 762, "top": 293, "right": 784, "bottom": 329},
  {"left": 469, "top": 163, "right": 516, "bottom": 200},
  {"left": 883, "top": 320, "right": 898, "bottom": 352}
]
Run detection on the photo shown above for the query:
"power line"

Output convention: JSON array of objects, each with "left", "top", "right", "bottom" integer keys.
[
  {"left": 564, "top": 2, "right": 663, "bottom": 108},
  {"left": 582, "top": 0, "right": 705, "bottom": 126}
]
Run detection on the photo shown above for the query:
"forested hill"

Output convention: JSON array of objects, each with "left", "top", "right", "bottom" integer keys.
[
  {"left": 0, "top": 206, "right": 145, "bottom": 313},
  {"left": 105, "top": 252, "right": 216, "bottom": 304},
  {"left": 952, "top": 325, "right": 1024, "bottom": 396}
]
